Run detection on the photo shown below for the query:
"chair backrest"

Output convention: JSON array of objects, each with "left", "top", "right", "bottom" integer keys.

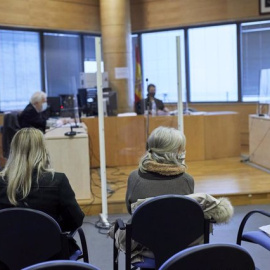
[
  {"left": 22, "top": 260, "right": 100, "bottom": 270},
  {"left": 128, "top": 195, "right": 209, "bottom": 269},
  {"left": 0, "top": 208, "right": 70, "bottom": 270},
  {"left": 159, "top": 243, "right": 256, "bottom": 270},
  {"left": 2, "top": 112, "right": 20, "bottom": 158}
]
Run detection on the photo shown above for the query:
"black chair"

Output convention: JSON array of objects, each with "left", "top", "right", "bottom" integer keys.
[
  {"left": 237, "top": 210, "right": 270, "bottom": 251},
  {"left": 0, "top": 208, "right": 89, "bottom": 270},
  {"left": 22, "top": 260, "right": 99, "bottom": 270},
  {"left": 2, "top": 112, "right": 20, "bottom": 158},
  {"left": 113, "top": 195, "right": 212, "bottom": 270},
  {"left": 159, "top": 243, "right": 255, "bottom": 270}
]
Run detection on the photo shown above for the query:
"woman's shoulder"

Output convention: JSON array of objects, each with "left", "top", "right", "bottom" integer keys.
[
  {"left": 182, "top": 172, "right": 194, "bottom": 179},
  {"left": 39, "top": 171, "right": 68, "bottom": 185},
  {"left": 128, "top": 169, "right": 140, "bottom": 179},
  {"left": 176, "top": 172, "right": 194, "bottom": 182},
  {"left": 129, "top": 169, "right": 139, "bottom": 176}
]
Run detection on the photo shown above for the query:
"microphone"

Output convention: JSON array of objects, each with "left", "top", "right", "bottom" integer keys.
[
  {"left": 64, "top": 126, "right": 76, "bottom": 137},
  {"left": 146, "top": 93, "right": 150, "bottom": 107},
  {"left": 145, "top": 79, "right": 150, "bottom": 112}
]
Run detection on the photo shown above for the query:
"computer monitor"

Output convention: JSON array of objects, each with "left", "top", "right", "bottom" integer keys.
[
  {"left": 103, "top": 90, "right": 117, "bottom": 116},
  {"left": 47, "top": 96, "right": 61, "bottom": 117},
  {"left": 77, "top": 88, "right": 98, "bottom": 116},
  {"left": 56, "top": 94, "right": 80, "bottom": 126},
  {"left": 77, "top": 88, "right": 117, "bottom": 116}
]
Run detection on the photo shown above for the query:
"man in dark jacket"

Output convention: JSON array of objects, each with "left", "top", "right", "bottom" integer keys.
[
  {"left": 18, "top": 91, "right": 48, "bottom": 133},
  {"left": 136, "top": 84, "right": 169, "bottom": 115}
]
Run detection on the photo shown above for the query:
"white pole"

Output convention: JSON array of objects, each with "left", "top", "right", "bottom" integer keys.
[
  {"left": 95, "top": 37, "right": 109, "bottom": 227},
  {"left": 176, "top": 36, "right": 184, "bottom": 133}
]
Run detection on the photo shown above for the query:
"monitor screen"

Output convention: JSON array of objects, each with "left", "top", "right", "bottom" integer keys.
[
  {"left": 77, "top": 88, "right": 117, "bottom": 116},
  {"left": 47, "top": 96, "right": 61, "bottom": 117},
  {"left": 77, "top": 88, "right": 98, "bottom": 116},
  {"left": 103, "top": 91, "right": 117, "bottom": 116}
]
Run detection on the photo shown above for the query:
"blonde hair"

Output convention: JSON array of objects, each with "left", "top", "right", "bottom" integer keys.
[
  {"left": 0, "top": 128, "right": 54, "bottom": 205},
  {"left": 139, "top": 126, "right": 186, "bottom": 173}
]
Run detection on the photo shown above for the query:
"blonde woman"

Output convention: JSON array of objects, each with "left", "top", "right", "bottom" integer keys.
[
  {"left": 0, "top": 128, "right": 84, "bottom": 232},
  {"left": 126, "top": 126, "right": 194, "bottom": 214}
]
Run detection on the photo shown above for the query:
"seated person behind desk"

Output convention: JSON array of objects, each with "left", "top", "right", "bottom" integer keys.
[
  {"left": 126, "top": 126, "right": 194, "bottom": 214},
  {"left": 136, "top": 84, "right": 169, "bottom": 115},
  {"left": 0, "top": 128, "right": 85, "bottom": 253},
  {"left": 18, "top": 91, "right": 48, "bottom": 133}
]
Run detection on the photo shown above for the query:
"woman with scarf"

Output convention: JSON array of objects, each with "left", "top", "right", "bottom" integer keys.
[{"left": 125, "top": 126, "right": 194, "bottom": 214}]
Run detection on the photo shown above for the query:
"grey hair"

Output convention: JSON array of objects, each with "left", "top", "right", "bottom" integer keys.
[
  {"left": 0, "top": 128, "right": 54, "bottom": 205},
  {"left": 30, "top": 91, "right": 46, "bottom": 105},
  {"left": 139, "top": 126, "right": 186, "bottom": 173}
]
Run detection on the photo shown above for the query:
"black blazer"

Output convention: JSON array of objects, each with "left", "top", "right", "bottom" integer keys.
[
  {"left": 18, "top": 103, "right": 47, "bottom": 133},
  {"left": 0, "top": 172, "right": 85, "bottom": 232},
  {"left": 136, "top": 97, "right": 165, "bottom": 115}
]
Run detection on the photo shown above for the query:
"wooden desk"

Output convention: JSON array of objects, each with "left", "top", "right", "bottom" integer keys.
[
  {"left": 82, "top": 112, "right": 240, "bottom": 168},
  {"left": 81, "top": 116, "right": 145, "bottom": 167},
  {"left": 249, "top": 115, "right": 270, "bottom": 169},
  {"left": 148, "top": 115, "right": 205, "bottom": 161},
  {"left": 45, "top": 125, "right": 91, "bottom": 199},
  {"left": 204, "top": 112, "right": 241, "bottom": 159}
]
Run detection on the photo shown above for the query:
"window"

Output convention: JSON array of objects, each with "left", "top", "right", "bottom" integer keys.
[
  {"left": 241, "top": 20, "right": 270, "bottom": 102},
  {"left": 43, "top": 33, "right": 82, "bottom": 96},
  {"left": 0, "top": 30, "right": 41, "bottom": 111},
  {"left": 188, "top": 24, "right": 238, "bottom": 102},
  {"left": 141, "top": 30, "right": 186, "bottom": 103},
  {"left": 83, "top": 35, "right": 104, "bottom": 73}
]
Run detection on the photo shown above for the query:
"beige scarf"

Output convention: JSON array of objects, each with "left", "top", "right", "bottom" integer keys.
[{"left": 143, "top": 160, "right": 186, "bottom": 176}]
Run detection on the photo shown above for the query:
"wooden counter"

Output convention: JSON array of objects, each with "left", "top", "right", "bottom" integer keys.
[
  {"left": 45, "top": 125, "right": 91, "bottom": 199},
  {"left": 81, "top": 112, "right": 240, "bottom": 168},
  {"left": 249, "top": 115, "right": 270, "bottom": 170}
]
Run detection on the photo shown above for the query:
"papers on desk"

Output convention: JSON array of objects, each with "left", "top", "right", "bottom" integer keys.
[
  {"left": 117, "top": 112, "right": 137, "bottom": 117},
  {"left": 169, "top": 110, "right": 205, "bottom": 116},
  {"left": 47, "top": 118, "right": 82, "bottom": 128},
  {"left": 259, "top": 225, "right": 270, "bottom": 237},
  {"left": 61, "top": 122, "right": 83, "bottom": 128},
  {"left": 46, "top": 118, "right": 59, "bottom": 128}
]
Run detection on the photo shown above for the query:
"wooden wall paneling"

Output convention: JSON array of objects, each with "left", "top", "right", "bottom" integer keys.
[
  {"left": 46, "top": 0, "right": 100, "bottom": 32},
  {"left": 1, "top": 0, "right": 269, "bottom": 35},
  {"left": 130, "top": 0, "right": 263, "bottom": 32},
  {"left": 204, "top": 112, "right": 240, "bottom": 159},
  {"left": 0, "top": 0, "right": 100, "bottom": 32}
]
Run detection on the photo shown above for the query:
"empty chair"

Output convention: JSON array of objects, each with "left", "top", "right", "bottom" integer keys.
[
  {"left": 22, "top": 260, "right": 99, "bottom": 270},
  {"left": 0, "top": 208, "right": 89, "bottom": 270},
  {"left": 113, "top": 195, "right": 212, "bottom": 270},
  {"left": 159, "top": 243, "right": 255, "bottom": 270},
  {"left": 237, "top": 209, "right": 270, "bottom": 251}
]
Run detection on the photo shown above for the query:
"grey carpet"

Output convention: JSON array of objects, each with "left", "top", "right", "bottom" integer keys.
[{"left": 76, "top": 204, "right": 270, "bottom": 270}]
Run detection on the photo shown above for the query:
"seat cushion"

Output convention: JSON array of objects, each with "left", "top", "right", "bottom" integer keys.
[
  {"left": 242, "top": 231, "right": 270, "bottom": 250},
  {"left": 132, "top": 257, "right": 155, "bottom": 269},
  {"left": 69, "top": 249, "right": 82, "bottom": 261}
]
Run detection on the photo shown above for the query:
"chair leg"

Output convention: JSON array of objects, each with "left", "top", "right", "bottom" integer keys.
[{"left": 77, "top": 227, "right": 89, "bottom": 263}]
